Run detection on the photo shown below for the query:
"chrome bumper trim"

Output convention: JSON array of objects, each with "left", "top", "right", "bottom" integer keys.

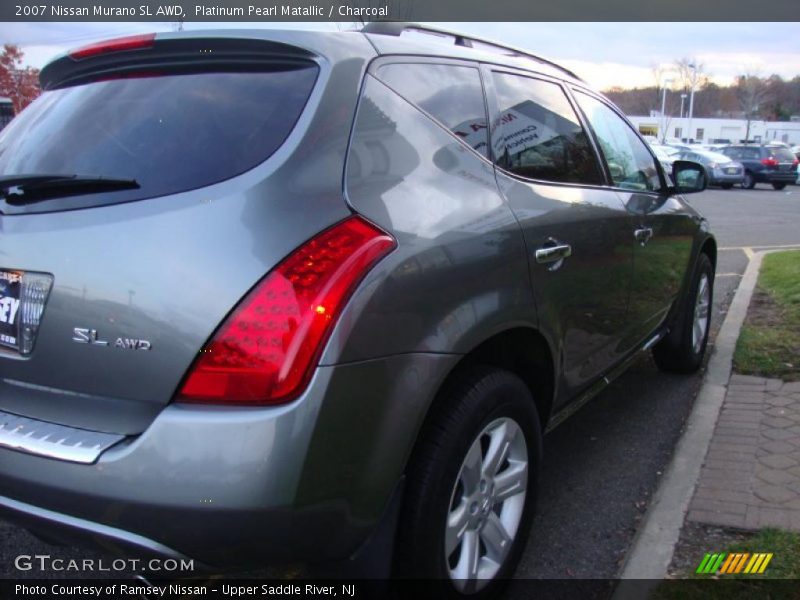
[{"left": 0, "top": 409, "right": 124, "bottom": 464}]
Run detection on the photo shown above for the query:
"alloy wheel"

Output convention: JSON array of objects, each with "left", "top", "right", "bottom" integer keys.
[
  {"left": 692, "top": 274, "right": 710, "bottom": 354},
  {"left": 445, "top": 417, "right": 528, "bottom": 592}
]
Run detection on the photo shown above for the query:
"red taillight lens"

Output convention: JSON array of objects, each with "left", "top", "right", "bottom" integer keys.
[
  {"left": 69, "top": 34, "right": 156, "bottom": 61},
  {"left": 761, "top": 157, "right": 779, "bottom": 167},
  {"left": 178, "top": 216, "right": 396, "bottom": 405},
  {"left": 793, "top": 159, "right": 799, "bottom": 167}
]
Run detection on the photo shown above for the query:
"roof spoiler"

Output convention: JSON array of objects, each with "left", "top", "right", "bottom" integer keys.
[{"left": 40, "top": 35, "right": 317, "bottom": 90}]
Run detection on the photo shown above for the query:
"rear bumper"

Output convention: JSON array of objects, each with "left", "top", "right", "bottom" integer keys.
[
  {"left": 708, "top": 171, "right": 744, "bottom": 185},
  {"left": 0, "top": 353, "right": 458, "bottom": 567},
  {"left": 755, "top": 170, "right": 796, "bottom": 183}
]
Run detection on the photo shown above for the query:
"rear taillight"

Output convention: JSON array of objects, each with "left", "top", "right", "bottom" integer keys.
[
  {"left": 69, "top": 34, "right": 156, "bottom": 61},
  {"left": 761, "top": 157, "right": 779, "bottom": 167},
  {"left": 793, "top": 159, "right": 799, "bottom": 167},
  {"left": 178, "top": 216, "right": 396, "bottom": 405}
]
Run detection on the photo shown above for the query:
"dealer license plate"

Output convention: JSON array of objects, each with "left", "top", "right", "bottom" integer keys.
[{"left": 0, "top": 269, "right": 23, "bottom": 350}]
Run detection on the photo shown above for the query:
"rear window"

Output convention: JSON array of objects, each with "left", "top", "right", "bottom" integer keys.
[
  {"left": 769, "top": 147, "right": 795, "bottom": 161},
  {"left": 0, "top": 65, "right": 318, "bottom": 214}
]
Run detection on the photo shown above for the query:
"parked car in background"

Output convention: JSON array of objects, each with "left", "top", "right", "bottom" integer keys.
[
  {"left": 699, "top": 143, "right": 728, "bottom": 152},
  {"left": 719, "top": 145, "right": 799, "bottom": 190},
  {"left": 677, "top": 149, "right": 744, "bottom": 189},
  {"left": 649, "top": 143, "right": 681, "bottom": 174},
  {"left": 0, "top": 24, "right": 715, "bottom": 595}
]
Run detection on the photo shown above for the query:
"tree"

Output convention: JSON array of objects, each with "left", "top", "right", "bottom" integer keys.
[
  {"left": 0, "top": 44, "right": 40, "bottom": 113},
  {"left": 736, "top": 73, "right": 771, "bottom": 141},
  {"left": 674, "top": 57, "right": 704, "bottom": 95}
]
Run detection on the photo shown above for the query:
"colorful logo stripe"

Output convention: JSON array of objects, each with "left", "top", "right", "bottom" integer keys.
[
  {"left": 696, "top": 553, "right": 726, "bottom": 574},
  {"left": 696, "top": 552, "right": 773, "bottom": 574}
]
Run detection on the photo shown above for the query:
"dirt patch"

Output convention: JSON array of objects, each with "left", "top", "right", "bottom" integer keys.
[
  {"left": 745, "top": 288, "right": 787, "bottom": 329},
  {"left": 667, "top": 522, "right": 752, "bottom": 578}
]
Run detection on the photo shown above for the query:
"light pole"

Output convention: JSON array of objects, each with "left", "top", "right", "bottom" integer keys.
[
  {"left": 660, "top": 77, "right": 673, "bottom": 143},
  {"left": 686, "top": 63, "right": 698, "bottom": 143}
]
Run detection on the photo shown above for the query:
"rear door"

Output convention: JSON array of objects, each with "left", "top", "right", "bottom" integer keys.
[
  {"left": 484, "top": 68, "right": 635, "bottom": 406},
  {"left": 572, "top": 90, "right": 695, "bottom": 346}
]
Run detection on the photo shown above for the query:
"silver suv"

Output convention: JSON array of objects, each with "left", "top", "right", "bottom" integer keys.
[{"left": 0, "top": 23, "right": 714, "bottom": 595}]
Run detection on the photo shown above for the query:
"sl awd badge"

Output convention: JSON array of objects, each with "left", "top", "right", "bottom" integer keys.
[{"left": 72, "top": 328, "right": 152, "bottom": 351}]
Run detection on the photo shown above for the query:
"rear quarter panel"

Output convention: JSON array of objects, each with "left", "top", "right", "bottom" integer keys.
[{"left": 322, "top": 74, "right": 536, "bottom": 365}]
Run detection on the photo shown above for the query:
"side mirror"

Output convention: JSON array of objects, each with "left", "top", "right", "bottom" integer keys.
[{"left": 671, "top": 160, "right": 707, "bottom": 194}]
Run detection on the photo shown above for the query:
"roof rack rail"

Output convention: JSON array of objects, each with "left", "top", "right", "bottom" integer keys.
[{"left": 361, "top": 21, "right": 583, "bottom": 82}]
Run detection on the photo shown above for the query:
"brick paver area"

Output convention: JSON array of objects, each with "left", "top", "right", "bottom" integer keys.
[{"left": 688, "top": 374, "right": 800, "bottom": 531}]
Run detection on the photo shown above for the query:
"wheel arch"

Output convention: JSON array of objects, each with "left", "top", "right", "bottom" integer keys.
[
  {"left": 699, "top": 234, "right": 717, "bottom": 272},
  {"left": 422, "top": 326, "right": 556, "bottom": 437}
]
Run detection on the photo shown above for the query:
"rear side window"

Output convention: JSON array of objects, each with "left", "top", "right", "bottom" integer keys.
[
  {"left": 489, "top": 72, "right": 602, "bottom": 185},
  {"left": 376, "top": 63, "right": 488, "bottom": 157},
  {"left": 574, "top": 91, "right": 662, "bottom": 193},
  {"left": 0, "top": 65, "right": 319, "bottom": 214}
]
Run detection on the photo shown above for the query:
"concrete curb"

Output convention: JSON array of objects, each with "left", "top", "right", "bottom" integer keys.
[{"left": 614, "top": 250, "right": 769, "bottom": 586}]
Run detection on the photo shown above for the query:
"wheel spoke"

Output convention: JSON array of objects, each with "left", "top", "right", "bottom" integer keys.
[
  {"left": 493, "top": 461, "right": 527, "bottom": 502},
  {"left": 461, "top": 440, "right": 483, "bottom": 494},
  {"left": 481, "top": 513, "right": 512, "bottom": 563},
  {"left": 483, "top": 422, "right": 511, "bottom": 477},
  {"left": 692, "top": 320, "right": 702, "bottom": 349},
  {"left": 446, "top": 502, "right": 469, "bottom": 556},
  {"left": 454, "top": 530, "right": 480, "bottom": 582}
]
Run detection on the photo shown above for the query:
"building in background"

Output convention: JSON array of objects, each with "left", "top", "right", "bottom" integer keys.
[{"left": 628, "top": 115, "right": 800, "bottom": 145}]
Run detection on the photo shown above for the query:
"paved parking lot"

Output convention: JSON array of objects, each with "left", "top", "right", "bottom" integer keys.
[{"left": 2, "top": 186, "right": 800, "bottom": 581}]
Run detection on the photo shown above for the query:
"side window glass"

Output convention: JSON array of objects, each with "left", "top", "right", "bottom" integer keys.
[
  {"left": 574, "top": 92, "right": 662, "bottom": 193},
  {"left": 377, "top": 63, "right": 488, "bottom": 157},
  {"left": 489, "top": 72, "right": 603, "bottom": 185}
]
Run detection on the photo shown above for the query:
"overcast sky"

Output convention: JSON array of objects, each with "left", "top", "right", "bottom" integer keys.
[{"left": 2, "top": 21, "right": 798, "bottom": 90}]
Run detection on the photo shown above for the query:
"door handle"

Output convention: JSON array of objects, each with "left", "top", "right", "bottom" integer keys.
[
  {"left": 535, "top": 240, "right": 572, "bottom": 271},
  {"left": 634, "top": 227, "right": 654, "bottom": 246}
]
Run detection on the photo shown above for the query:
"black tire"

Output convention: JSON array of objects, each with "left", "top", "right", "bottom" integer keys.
[
  {"left": 772, "top": 182, "right": 787, "bottom": 191},
  {"left": 652, "top": 253, "right": 714, "bottom": 373},
  {"left": 721, "top": 183, "right": 733, "bottom": 189},
  {"left": 741, "top": 171, "right": 756, "bottom": 189},
  {"left": 394, "top": 366, "right": 541, "bottom": 598}
]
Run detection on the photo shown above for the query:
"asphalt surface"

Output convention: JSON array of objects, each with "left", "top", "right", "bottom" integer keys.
[{"left": 2, "top": 185, "right": 800, "bottom": 583}]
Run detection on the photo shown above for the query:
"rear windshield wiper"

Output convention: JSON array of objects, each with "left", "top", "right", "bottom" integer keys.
[{"left": 0, "top": 173, "right": 139, "bottom": 204}]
